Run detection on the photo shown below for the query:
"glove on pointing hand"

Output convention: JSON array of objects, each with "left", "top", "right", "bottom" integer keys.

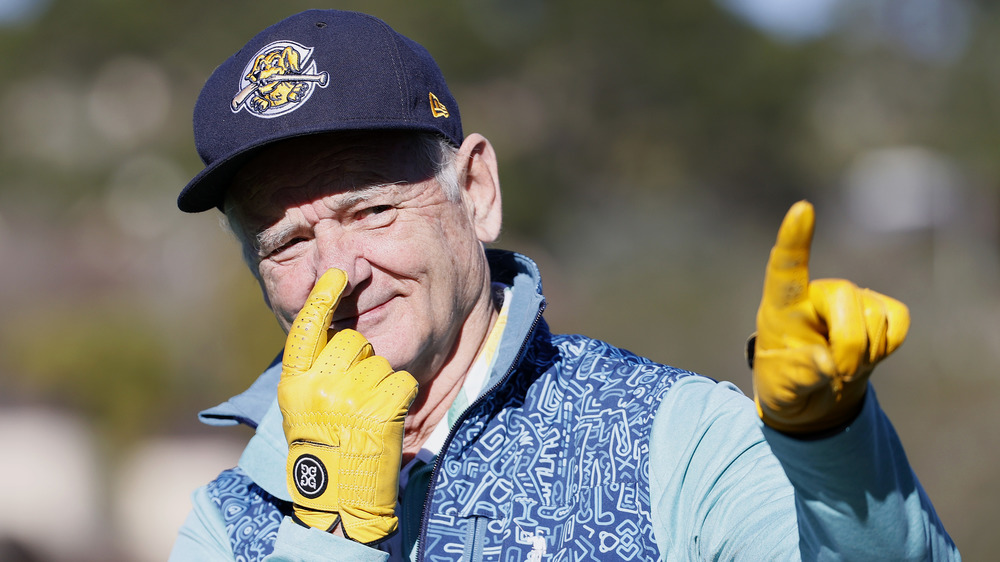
[
  {"left": 753, "top": 201, "right": 910, "bottom": 435},
  {"left": 278, "top": 268, "right": 418, "bottom": 544}
]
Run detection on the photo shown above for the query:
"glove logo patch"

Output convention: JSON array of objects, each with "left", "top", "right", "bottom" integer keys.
[{"left": 293, "top": 454, "right": 328, "bottom": 499}]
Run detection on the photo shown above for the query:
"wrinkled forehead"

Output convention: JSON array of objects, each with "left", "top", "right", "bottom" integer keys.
[{"left": 225, "top": 131, "right": 438, "bottom": 223}]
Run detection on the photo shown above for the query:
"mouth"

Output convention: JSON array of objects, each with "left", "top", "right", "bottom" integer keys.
[
  {"left": 330, "top": 305, "right": 359, "bottom": 331},
  {"left": 330, "top": 297, "right": 393, "bottom": 332},
  {"left": 330, "top": 316, "right": 358, "bottom": 331}
]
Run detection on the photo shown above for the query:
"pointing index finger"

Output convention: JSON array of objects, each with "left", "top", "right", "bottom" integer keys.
[
  {"left": 283, "top": 268, "right": 349, "bottom": 376},
  {"left": 761, "top": 200, "right": 815, "bottom": 311}
]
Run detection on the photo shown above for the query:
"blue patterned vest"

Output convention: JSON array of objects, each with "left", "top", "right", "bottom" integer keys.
[
  {"left": 417, "top": 322, "right": 691, "bottom": 561},
  {"left": 206, "top": 466, "right": 290, "bottom": 560},
  {"left": 205, "top": 321, "right": 691, "bottom": 561}
]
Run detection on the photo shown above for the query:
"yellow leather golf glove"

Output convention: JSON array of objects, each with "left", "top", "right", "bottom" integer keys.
[
  {"left": 752, "top": 201, "right": 910, "bottom": 435},
  {"left": 278, "top": 268, "right": 418, "bottom": 544}
]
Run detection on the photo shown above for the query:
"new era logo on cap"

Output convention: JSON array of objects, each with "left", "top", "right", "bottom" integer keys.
[
  {"left": 178, "top": 9, "right": 463, "bottom": 213},
  {"left": 429, "top": 92, "right": 450, "bottom": 118}
]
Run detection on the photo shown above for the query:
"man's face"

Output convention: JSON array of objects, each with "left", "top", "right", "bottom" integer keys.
[{"left": 227, "top": 132, "right": 493, "bottom": 381}]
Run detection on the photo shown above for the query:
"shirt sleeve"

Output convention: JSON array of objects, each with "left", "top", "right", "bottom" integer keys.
[
  {"left": 169, "top": 486, "right": 236, "bottom": 561},
  {"left": 265, "top": 519, "right": 390, "bottom": 562},
  {"left": 168, "top": 485, "right": 390, "bottom": 562},
  {"left": 648, "top": 376, "right": 960, "bottom": 561}
]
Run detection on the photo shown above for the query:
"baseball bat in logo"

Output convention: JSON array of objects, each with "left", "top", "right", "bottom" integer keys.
[
  {"left": 293, "top": 453, "right": 328, "bottom": 499},
  {"left": 232, "top": 40, "right": 329, "bottom": 118}
]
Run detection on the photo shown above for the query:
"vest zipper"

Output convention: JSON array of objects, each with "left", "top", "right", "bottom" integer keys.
[
  {"left": 414, "top": 302, "right": 545, "bottom": 561},
  {"left": 462, "top": 515, "right": 489, "bottom": 562}
]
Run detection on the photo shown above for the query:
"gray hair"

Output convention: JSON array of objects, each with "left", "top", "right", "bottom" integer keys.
[{"left": 223, "top": 133, "right": 461, "bottom": 277}]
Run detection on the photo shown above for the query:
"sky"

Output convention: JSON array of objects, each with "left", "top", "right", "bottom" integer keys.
[{"left": 718, "top": 0, "right": 972, "bottom": 64}]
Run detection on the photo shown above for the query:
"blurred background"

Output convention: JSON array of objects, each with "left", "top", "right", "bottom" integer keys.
[{"left": 0, "top": 0, "right": 997, "bottom": 559}]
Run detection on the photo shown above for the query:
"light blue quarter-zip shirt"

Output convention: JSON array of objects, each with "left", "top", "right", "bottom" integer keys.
[{"left": 170, "top": 251, "right": 959, "bottom": 561}]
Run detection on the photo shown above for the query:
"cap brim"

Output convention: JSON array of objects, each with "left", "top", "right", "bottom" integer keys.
[{"left": 177, "top": 122, "right": 459, "bottom": 213}]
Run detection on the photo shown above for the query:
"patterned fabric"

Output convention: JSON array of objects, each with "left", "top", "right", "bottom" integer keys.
[
  {"left": 206, "top": 466, "right": 290, "bottom": 561},
  {"left": 206, "top": 322, "right": 691, "bottom": 562},
  {"left": 202, "top": 249, "right": 693, "bottom": 561},
  {"left": 419, "top": 321, "right": 693, "bottom": 561}
]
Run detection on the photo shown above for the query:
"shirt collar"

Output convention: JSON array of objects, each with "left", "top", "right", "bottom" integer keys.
[
  {"left": 197, "top": 250, "right": 546, "bottom": 431},
  {"left": 197, "top": 353, "right": 281, "bottom": 429}
]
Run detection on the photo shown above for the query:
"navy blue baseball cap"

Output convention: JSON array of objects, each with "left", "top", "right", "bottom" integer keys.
[{"left": 178, "top": 9, "right": 463, "bottom": 213}]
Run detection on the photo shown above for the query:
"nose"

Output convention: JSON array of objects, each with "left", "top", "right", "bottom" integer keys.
[{"left": 313, "top": 228, "right": 372, "bottom": 298}]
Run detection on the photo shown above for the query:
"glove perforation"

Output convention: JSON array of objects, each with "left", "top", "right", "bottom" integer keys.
[{"left": 279, "top": 269, "right": 418, "bottom": 544}]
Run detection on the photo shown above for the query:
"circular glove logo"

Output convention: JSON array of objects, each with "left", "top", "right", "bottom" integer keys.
[{"left": 292, "top": 454, "right": 328, "bottom": 499}]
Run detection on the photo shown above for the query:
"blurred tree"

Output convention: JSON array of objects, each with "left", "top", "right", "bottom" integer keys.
[{"left": 1, "top": 1, "right": 999, "bottom": 556}]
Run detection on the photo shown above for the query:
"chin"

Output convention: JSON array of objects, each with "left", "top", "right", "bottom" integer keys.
[{"left": 363, "top": 332, "right": 413, "bottom": 370}]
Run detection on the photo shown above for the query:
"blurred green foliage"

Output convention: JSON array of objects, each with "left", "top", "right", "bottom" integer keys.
[
  {"left": 3, "top": 302, "right": 173, "bottom": 450},
  {"left": 1, "top": 0, "right": 999, "bottom": 557}
]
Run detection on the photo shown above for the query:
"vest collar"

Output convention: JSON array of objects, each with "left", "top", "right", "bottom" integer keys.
[{"left": 197, "top": 250, "right": 546, "bottom": 430}]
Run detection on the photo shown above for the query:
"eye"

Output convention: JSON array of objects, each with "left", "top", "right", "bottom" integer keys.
[
  {"left": 266, "top": 237, "right": 308, "bottom": 259},
  {"left": 354, "top": 204, "right": 396, "bottom": 226},
  {"left": 358, "top": 204, "right": 393, "bottom": 218}
]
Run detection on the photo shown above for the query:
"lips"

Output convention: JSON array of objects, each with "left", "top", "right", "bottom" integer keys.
[
  {"left": 330, "top": 300, "right": 360, "bottom": 330},
  {"left": 331, "top": 296, "right": 392, "bottom": 331}
]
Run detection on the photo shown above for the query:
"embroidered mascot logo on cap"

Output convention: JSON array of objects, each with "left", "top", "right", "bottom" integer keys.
[{"left": 231, "top": 40, "right": 329, "bottom": 118}]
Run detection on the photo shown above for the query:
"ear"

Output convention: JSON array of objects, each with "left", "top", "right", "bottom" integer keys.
[
  {"left": 456, "top": 133, "right": 502, "bottom": 243},
  {"left": 282, "top": 46, "right": 300, "bottom": 72},
  {"left": 248, "top": 54, "right": 264, "bottom": 78}
]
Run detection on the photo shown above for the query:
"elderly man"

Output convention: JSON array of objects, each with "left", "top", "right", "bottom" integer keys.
[{"left": 170, "top": 9, "right": 959, "bottom": 561}]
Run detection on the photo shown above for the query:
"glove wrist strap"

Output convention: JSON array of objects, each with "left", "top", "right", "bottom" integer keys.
[
  {"left": 288, "top": 441, "right": 341, "bottom": 512},
  {"left": 291, "top": 507, "right": 341, "bottom": 533}
]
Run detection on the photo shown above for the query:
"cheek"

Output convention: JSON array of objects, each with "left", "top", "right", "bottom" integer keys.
[
  {"left": 260, "top": 263, "right": 315, "bottom": 329},
  {"left": 363, "top": 215, "right": 444, "bottom": 267}
]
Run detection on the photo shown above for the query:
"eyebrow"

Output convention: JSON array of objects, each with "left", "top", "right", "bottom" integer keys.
[
  {"left": 252, "top": 181, "right": 405, "bottom": 256},
  {"left": 339, "top": 181, "right": 403, "bottom": 206},
  {"left": 255, "top": 222, "right": 299, "bottom": 257}
]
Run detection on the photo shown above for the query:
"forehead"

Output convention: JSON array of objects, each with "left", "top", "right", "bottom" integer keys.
[{"left": 226, "top": 131, "right": 437, "bottom": 221}]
